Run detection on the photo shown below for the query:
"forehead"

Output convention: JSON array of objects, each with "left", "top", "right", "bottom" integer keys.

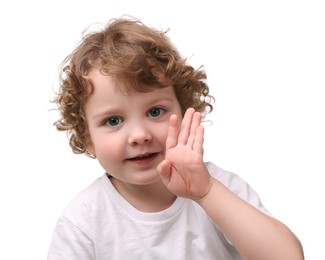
[
  {"left": 87, "top": 68, "right": 177, "bottom": 102},
  {"left": 88, "top": 68, "right": 116, "bottom": 89},
  {"left": 88, "top": 67, "right": 171, "bottom": 95}
]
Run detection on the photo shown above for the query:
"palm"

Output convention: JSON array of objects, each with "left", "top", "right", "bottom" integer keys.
[{"left": 158, "top": 108, "right": 211, "bottom": 200}]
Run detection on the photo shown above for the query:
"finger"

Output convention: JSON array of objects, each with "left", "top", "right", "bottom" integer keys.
[
  {"left": 165, "top": 114, "right": 180, "bottom": 150},
  {"left": 178, "top": 108, "right": 195, "bottom": 145},
  {"left": 193, "top": 125, "right": 204, "bottom": 155},
  {"left": 188, "top": 111, "right": 202, "bottom": 148}
]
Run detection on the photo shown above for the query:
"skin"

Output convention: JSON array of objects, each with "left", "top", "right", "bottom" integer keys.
[
  {"left": 85, "top": 68, "right": 182, "bottom": 211},
  {"left": 85, "top": 68, "right": 304, "bottom": 259}
]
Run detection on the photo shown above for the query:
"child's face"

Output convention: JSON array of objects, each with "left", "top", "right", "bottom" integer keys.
[{"left": 85, "top": 68, "right": 183, "bottom": 185}]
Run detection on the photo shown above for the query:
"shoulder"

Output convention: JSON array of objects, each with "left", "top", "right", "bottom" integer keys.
[
  {"left": 205, "top": 161, "right": 247, "bottom": 190},
  {"left": 60, "top": 174, "right": 111, "bottom": 226},
  {"left": 205, "top": 162, "right": 270, "bottom": 214},
  {"left": 48, "top": 177, "right": 109, "bottom": 260}
]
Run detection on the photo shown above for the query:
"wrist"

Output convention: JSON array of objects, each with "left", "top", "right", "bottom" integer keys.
[{"left": 193, "top": 177, "right": 215, "bottom": 204}]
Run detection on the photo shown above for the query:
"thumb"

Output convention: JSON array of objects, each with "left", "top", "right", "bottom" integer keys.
[{"left": 157, "top": 160, "right": 172, "bottom": 181}]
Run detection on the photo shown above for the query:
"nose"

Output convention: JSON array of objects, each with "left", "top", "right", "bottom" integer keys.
[{"left": 127, "top": 121, "right": 152, "bottom": 145}]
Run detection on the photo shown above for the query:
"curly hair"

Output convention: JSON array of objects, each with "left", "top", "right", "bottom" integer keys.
[{"left": 53, "top": 16, "right": 214, "bottom": 155}]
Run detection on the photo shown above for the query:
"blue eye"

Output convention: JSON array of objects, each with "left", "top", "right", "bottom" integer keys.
[
  {"left": 148, "top": 107, "right": 165, "bottom": 118},
  {"left": 104, "top": 116, "right": 123, "bottom": 127}
]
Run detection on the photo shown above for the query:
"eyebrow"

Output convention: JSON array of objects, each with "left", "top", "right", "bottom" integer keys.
[{"left": 89, "top": 106, "right": 120, "bottom": 121}]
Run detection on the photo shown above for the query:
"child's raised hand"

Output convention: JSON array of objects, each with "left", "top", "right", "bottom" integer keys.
[{"left": 157, "top": 108, "right": 212, "bottom": 200}]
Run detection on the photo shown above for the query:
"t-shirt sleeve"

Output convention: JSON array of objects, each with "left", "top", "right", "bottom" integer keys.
[
  {"left": 47, "top": 216, "right": 95, "bottom": 260},
  {"left": 205, "top": 161, "right": 270, "bottom": 216},
  {"left": 205, "top": 161, "right": 272, "bottom": 246}
]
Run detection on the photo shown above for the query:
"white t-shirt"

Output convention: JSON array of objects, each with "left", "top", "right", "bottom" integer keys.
[{"left": 48, "top": 162, "right": 269, "bottom": 260}]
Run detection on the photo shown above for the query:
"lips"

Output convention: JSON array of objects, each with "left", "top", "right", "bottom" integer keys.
[{"left": 127, "top": 153, "right": 158, "bottom": 161}]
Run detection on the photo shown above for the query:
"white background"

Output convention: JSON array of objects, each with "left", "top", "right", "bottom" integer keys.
[{"left": 0, "top": 0, "right": 324, "bottom": 259}]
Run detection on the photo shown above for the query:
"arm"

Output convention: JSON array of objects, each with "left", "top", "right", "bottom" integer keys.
[{"left": 157, "top": 108, "right": 304, "bottom": 260}]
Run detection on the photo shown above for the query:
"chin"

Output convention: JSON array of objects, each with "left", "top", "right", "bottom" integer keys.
[{"left": 133, "top": 172, "right": 161, "bottom": 186}]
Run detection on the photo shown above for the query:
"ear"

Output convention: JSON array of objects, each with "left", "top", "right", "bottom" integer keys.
[{"left": 86, "top": 142, "right": 96, "bottom": 157}]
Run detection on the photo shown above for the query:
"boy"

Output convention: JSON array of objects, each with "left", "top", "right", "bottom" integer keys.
[{"left": 48, "top": 17, "right": 304, "bottom": 259}]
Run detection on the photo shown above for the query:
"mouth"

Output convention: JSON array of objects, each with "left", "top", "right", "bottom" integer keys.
[{"left": 127, "top": 153, "right": 158, "bottom": 161}]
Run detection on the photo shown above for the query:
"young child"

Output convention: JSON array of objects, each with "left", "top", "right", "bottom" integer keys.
[{"left": 48, "top": 16, "right": 304, "bottom": 260}]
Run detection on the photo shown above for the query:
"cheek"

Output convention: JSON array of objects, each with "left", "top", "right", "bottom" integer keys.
[
  {"left": 89, "top": 130, "right": 122, "bottom": 157},
  {"left": 154, "top": 122, "right": 170, "bottom": 144},
  {"left": 95, "top": 136, "right": 121, "bottom": 158},
  {"left": 95, "top": 138, "right": 124, "bottom": 172}
]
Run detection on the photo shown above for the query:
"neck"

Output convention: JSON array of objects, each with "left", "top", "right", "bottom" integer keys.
[{"left": 111, "top": 177, "right": 177, "bottom": 212}]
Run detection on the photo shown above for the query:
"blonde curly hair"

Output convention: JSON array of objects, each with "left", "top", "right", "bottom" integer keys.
[{"left": 53, "top": 16, "right": 214, "bottom": 155}]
